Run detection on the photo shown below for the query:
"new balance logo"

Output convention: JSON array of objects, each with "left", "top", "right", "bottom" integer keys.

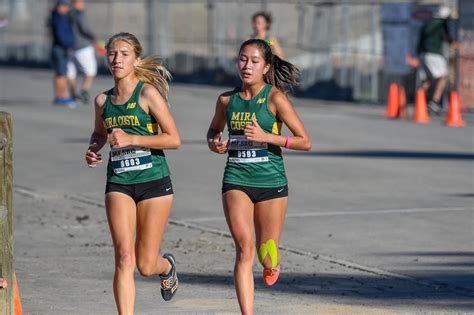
[
  {"left": 126, "top": 102, "right": 136, "bottom": 109},
  {"left": 257, "top": 97, "right": 266, "bottom": 104}
]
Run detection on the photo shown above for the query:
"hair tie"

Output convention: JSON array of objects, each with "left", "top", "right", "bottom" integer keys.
[{"left": 264, "top": 38, "right": 273, "bottom": 47}]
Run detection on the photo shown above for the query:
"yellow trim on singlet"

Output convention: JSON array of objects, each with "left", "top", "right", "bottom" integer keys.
[{"left": 147, "top": 123, "right": 159, "bottom": 134}]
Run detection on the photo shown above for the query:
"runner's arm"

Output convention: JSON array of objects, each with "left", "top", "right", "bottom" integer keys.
[
  {"left": 85, "top": 94, "right": 107, "bottom": 167},
  {"left": 244, "top": 90, "right": 311, "bottom": 151},
  {"left": 109, "top": 84, "right": 180, "bottom": 150},
  {"left": 207, "top": 94, "right": 229, "bottom": 154}
]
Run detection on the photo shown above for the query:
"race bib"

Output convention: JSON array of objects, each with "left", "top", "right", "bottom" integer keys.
[
  {"left": 111, "top": 147, "right": 152, "bottom": 174},
  {"left": 228, "top": 135, "right": 268, "bottom": 163}
]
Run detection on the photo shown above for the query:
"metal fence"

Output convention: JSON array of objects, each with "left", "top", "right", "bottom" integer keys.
[{"left": 0, "top": 0, "right": 456, "bottom": 102}]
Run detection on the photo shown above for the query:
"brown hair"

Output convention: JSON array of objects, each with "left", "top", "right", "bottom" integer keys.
[
  {"left": 239, "top": 39, "right": 299, "bottom": 93},
  {"left": 252, "top": 11, "right": 272, "bottom": 30},
  {"left": 106, "top": 32, "right": 172, "bottom": 103}
]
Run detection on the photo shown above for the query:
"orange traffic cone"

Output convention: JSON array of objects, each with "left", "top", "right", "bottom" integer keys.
[
  {"left": 385, "top": 83, "right": 399, "bottom": 118},
  {"left": 398, "top": 86, "right": 407, "bottom": 119},
  {"left": 446, "top": 91, "right": 466, "bottom": 127},
  {"left": 413, "top": 88, "right": 430, "bottom": 124},
  {"left": 14, "top": 273, "right": 23, "bottom": 315}
]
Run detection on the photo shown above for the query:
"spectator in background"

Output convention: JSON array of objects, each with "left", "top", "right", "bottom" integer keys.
[
  {"left": 251, "top": 11, "right": 285, "bottom": 59},
  {"left": 50, "top": 0, "right": 76, "bottom": 107},
  {"left": 417, "top": 6, "right": 455, "bottom": 114},
  {"left": 67, "top": 0, "right": 97, "bottom": 105}
]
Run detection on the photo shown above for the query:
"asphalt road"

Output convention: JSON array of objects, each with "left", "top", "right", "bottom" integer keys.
[{"left": 1, "top": 67, "right": 473, "bottom": 314}]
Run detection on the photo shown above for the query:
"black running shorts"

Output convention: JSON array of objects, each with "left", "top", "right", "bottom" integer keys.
[
  {"left": 222, "top": 183, "right": 288, "bottom": 203},
  {"left": 105, "top": 176, "right": 173, "bottom": 203}
]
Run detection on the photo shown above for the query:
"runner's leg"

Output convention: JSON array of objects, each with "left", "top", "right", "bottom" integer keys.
[
  {"left": 255, "top": 197, "right": 288, "bottom": 271},
  {"left": 223, "top": 190, "right": 255, "bottom": 315},
  {"left": 135, "top": 195, "right": 173, "bottom": 277},
  {"left": 106, "top": 192, "right": 137, "bottom": 315}
]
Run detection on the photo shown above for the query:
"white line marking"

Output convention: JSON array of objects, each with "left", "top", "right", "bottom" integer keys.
[
  {"left": 14, "top": 186, "right": 474, "bottom": 297},
  {"left": 286, "top": 207, "right": 473, "bottom": 218},
  {"left": 185, "top": 206, "right": 473, "bottom": 223}
]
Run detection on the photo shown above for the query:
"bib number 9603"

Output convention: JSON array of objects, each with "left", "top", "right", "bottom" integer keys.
[
  {"left": 111, "top": 147, "right": 152, "bottom": 174},
  {"left": 120, "top": 158, "right": 141, "bottom": 168}
]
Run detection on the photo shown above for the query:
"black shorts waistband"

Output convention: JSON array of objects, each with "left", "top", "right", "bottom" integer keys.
[
  {"left": 106, "top": 176, "right": 173, "bottom": 203},
  {"left": 222, "top": 182, "right": 288, "bottom": 203}
]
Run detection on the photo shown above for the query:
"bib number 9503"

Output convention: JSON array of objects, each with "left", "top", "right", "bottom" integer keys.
[{"left": 238, "top": 150, "right": 257, "bottom": 158}]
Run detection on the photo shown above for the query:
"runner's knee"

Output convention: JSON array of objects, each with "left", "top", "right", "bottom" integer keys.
[
  {"left": 136, "top": 256, "right": 157, "bottom": 277},
  {"left": 235, "top": 241, "right": 255, "bottom": 265},
  {"left": 116, "top": 251, "right": 134, "bottom": 271}
]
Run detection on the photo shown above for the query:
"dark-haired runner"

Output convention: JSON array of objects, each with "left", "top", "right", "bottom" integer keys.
[{"left": 207, "top": 39, "right": 311, "bottom": 314}]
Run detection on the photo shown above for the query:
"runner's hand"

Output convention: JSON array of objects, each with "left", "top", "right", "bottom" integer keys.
[
  {"left": 108, "top": 128, "right": 132, "bottom": 149},
  {"left": 244, "top": 119, "right": 268, "bottom": 143},
  {"left": 85, "top": 143, "right": 102, "bottom": 168},
  {"left": 209, "top": 131, "right": 229, "bottom": 154}
]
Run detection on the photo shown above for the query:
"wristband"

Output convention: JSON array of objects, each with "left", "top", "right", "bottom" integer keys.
[{"left": 284, "top": 136, "right": 291, "bottom": 149}]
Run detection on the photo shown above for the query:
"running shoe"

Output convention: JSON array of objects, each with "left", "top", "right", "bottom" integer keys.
[
  {"left": 263, "top": 264, "right": 280, "bottom": 286},
  {"left": 53, "top": 97, "right": 77, "bottom": 108},
  {"left": 428, "top": 101, "right": 441, "bottom": 115},
  {"left": 80, "top": 90, "right": 90, "bottom": 105},
  {"left": 160, "top": 253, "right": 178, "bottom": 301}
]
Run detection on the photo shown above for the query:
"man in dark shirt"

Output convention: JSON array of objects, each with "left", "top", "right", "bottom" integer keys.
[
  {"left": 67, "top": 0, "right": 97, "bottom": 104},
  {"left": 51, "top": 0, "right": 76, "bottom": 107},
  {"left": 417, "top": 6, "right": 454, "bottom": 114}
]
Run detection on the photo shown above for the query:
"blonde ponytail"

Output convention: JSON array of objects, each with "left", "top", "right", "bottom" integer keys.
[{"left": 135, "top": 56, "right": 172, "bottom": 103}]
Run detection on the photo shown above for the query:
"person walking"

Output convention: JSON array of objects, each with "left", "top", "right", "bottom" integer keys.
[
  {"left": 206, "top": 39, "right": 311, "bottom": 314},
  {"left": 417, "top": 6, "right": 456, "bottom": 114},
  {"left": 85, "top": 32, "right": 180, "bottom": 314},
  {"left": 67, "top": 0, "right": 98, "bottom": 104},
  {"left": 50, "top": 0, "right": 76, "bottom": 107},
  {"left": 251, "top": 11, "right": 284, "bottom": 59}
]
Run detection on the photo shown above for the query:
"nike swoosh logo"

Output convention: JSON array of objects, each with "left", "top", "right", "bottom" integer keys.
[
  {"left": 277, "top": 188, "right": 284, "bottom": 193},
  {"left": 166, "top": 187, "right": 172, "bottom": 192}
]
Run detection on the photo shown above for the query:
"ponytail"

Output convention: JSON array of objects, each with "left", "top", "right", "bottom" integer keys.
[
  {"left": 135, "top": 56, "right": 172, "bottom": 103},
  {"left": 265, "top": 54, "right": 300, "bottom": 92},
  {"left": 239, "top": 39, "right": 299, "bottom": 93}
]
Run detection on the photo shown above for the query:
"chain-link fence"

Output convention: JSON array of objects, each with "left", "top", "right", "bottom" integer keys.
[{"left": 0, "top": 0, "right": 457, "bottom": 102}]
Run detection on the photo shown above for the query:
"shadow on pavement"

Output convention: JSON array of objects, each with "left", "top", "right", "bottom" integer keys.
[
  {"left": 138, "top": 271, "right": 474, "bottom": 310},
  {"left": 446, "top": 193, "right": 474, "bottom": 198}
]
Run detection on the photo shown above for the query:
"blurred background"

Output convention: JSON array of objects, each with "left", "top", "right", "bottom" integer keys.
[{"left": 0, "top": 0, "right": 472, "bottom": 106}]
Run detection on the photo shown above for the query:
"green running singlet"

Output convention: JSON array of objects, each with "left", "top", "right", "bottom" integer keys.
[
  {"left": 102, "top": 81, "right": 170, "bottom": 184},
  {"left": 223, "top": 84, "right": 287, "bottom": 188}
]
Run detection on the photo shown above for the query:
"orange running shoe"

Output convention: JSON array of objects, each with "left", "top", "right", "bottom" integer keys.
[{"left": 263, "top": 265, "right": 280, "bottom": 286}]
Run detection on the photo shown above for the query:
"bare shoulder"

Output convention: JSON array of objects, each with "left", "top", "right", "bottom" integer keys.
[
  {"left": 94, "top": 92, "right": 107, "bottom": 109},
  {"left": 140, "top": 83, "right": 167, "bottom": 111},
  {"left": 217, "top": 89, "right": 235, "bottom": 107},
  {"left": 269, "top": 87, "right": 290, "bottom": 106},
  {"left": 141, "top": 83, "right": 164, "bottom": 101}
]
